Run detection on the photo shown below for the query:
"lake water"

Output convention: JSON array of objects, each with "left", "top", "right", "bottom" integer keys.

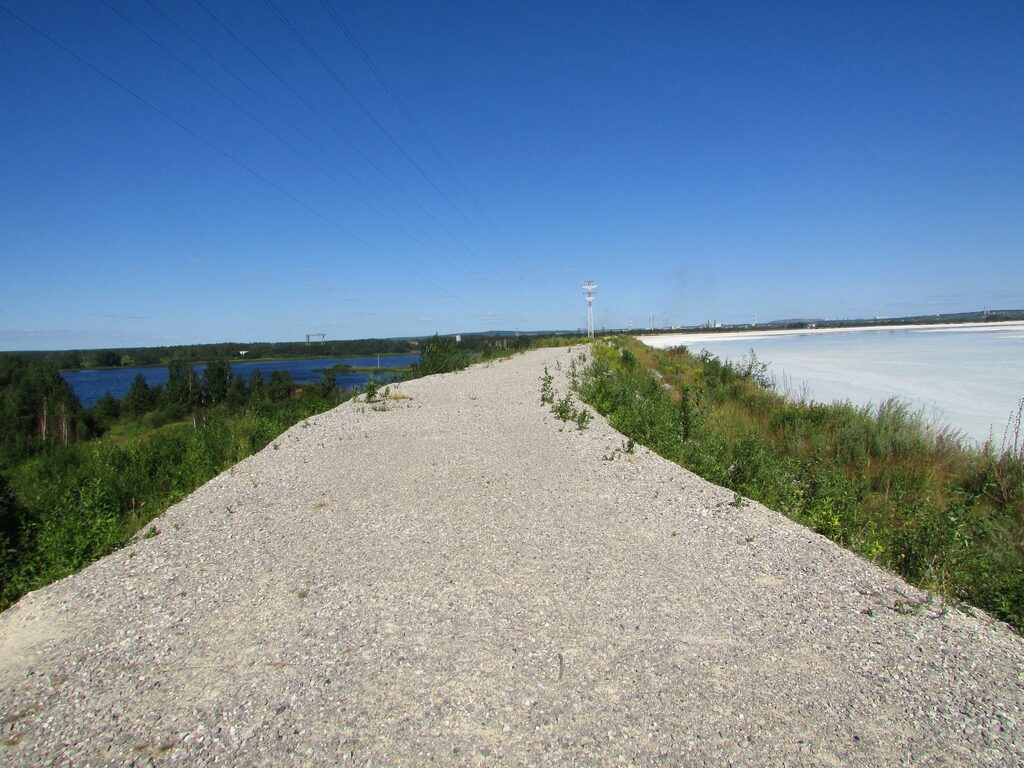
[
  {"left": 62, "top": 355, "right": 421, "bottom": 408},
  {"left": 637, "top": 322, "right": 1024, "bottom": 448}
]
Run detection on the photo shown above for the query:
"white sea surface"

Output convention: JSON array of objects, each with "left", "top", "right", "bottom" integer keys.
[{"left": 637, "top": 322, "right": 1024, "bottom": 448}]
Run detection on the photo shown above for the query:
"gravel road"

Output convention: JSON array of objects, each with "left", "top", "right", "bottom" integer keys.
[{"left": 2, "top": 346, "right": 1023, "bottom": 766}]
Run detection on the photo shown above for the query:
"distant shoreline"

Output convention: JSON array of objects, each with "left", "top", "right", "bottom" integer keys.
[{"left": 59, "top": 352, "right": 417, "bottom": 373}]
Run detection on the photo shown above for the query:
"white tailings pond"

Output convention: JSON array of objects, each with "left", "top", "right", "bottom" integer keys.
[{"left": 637, "top": 321, "right": 1024, "bottom": 448}]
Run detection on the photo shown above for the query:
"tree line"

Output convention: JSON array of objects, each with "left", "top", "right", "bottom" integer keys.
[{"left": 8, "top": 332, "right": 561, "bottom": 371}]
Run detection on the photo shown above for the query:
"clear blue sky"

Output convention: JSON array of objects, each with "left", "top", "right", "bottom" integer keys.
[{"left": 2, "top": 1, "right": 1022, "bottom": 350}]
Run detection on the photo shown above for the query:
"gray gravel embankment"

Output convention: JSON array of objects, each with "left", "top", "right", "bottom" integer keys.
[{"left": 2, "top": 345, "right": 1023, "bottom": 766}]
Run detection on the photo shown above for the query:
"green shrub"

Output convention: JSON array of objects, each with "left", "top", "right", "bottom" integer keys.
[{"left": 412, "top": 335, "right": 471, "bottom": 377}]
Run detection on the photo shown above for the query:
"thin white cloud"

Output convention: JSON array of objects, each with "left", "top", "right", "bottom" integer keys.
[{"left": 85, "top": 313, "right": 148, "bottom": 322}]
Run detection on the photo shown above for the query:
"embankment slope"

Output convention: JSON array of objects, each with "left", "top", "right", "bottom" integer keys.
[{"left": 1, "top": 346, "right": 1022, "bottom": 766}]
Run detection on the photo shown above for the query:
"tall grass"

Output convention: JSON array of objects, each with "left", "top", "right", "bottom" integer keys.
[
  {"left": 0, "top": 394, "right": 348, "bottom": 609},
  {"left": 577, "top": 337, "right": 1024, "bottom": 632}
]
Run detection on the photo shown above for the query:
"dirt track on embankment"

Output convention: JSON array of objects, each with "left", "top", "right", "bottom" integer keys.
[{"left": 2, "top": 346, "right": 1023, "bottom": 766}]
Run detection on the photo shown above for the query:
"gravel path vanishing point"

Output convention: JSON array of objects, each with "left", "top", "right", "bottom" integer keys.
[{"left": 2, "top": 346, "right": 1023, "bottom": 767}]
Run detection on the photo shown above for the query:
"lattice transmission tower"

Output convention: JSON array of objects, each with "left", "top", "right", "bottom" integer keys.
[{"left": 583, "top": 281, "right": 597, "bottom": 339}]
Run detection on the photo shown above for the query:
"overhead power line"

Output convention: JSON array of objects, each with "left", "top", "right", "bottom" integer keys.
[
  {"left": 319, "top": 0, "right": 511, "bottom": 249},
  {"left": 261, "top": 0, "right": 549, "bottom": 299},
  {"left": 118, "top": 0, "right": 497, "bottom": 290},
  {"left": 1, "top": 3, "right": 486, "bottom": 314},
  {"left": 144, "top": 1, "right": 456, "bottom": 255},
  {"left": 193, "top": 0, "right": 536, "bottom": 304},
  {"left": 313, "top": 1, "right": 571, "bottom": 313},
  {"left": 264, "top": 0, "right": 470, "bottom": 233}
]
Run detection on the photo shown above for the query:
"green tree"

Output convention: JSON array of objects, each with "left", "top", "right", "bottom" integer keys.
[
  {"left": 90, "top": 350, "right": 119, "bottom": 368},
  {"left": 92, "top": 392, "right": 120, "bottom": 425},
  {"left": 123, "top": 374, "right": 156, "bottom": 416},
  {"left": 315, "top": 371, "right": 338, "bottom": 399},
  {"left": 56, "top": 350, "right": 82, "bottom": 369},
  {"left": 414, "top": 335, "right": 471, "bottom": 376},
  {"left": 0, "top": 356, "right": 87, "bottom": 464},
  {"left": 163, "top": 360, "right": 200, "bottom": 414},
  {"left": 248, "top": 369, "right": 265, "bottom": 401},
  {"left": 267, "top": 371, "right": 295, "bottom": 402},
  {"left": 226, "top": 375, "right": 249, "bottom": 408},
  {"left": 202, "top": 360, "right": 231, "bottom": 406},
  {"left": 0, "top": 473, "right": 25, "bottom": 601}
]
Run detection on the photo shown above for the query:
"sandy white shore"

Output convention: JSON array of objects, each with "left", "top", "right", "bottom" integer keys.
[
  {"left": 637, "top": 322, "right": 1024, "bottom": 445},
  {"left": 636, "top": 320, "right": 1024, "bottom": 349}
]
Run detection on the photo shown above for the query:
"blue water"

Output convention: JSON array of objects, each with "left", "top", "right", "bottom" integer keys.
[
  {"left": 62, "top": 355, "right": 421, "bottom": 407},
  {"left": 638, "top": 323, "right": 1024, "bottom": 447}
]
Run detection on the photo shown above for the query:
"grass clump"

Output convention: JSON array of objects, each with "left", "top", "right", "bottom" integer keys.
[{"left": 576, "top": 336, "right": 1024, "bottom": 632}]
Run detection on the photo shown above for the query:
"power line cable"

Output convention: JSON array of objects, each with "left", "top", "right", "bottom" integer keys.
[
  {"left": 194, "top": 0, "right": 554, "bottom": 317},
  {"left": 114, "top": 0, "right": 495, "bottom": 288},
  {"left": 262, "top": 0, "right": 544, "bottom": 293},
  {"left": 144, "top": 0, "right": 473, "bottom": 274},
  {"left": 1, "top": 2, "right": 486, "bottom": 314},
  {"left": 312, "top": 0, "right": 568, "bottom": 310},
  {"left": 264, "top": 0, "right": 468, "bottom": 228},
  {"left": 192, "top": 0, "right": 524, "bottom": 298},
  {"left": 320, "top": 0, "right": 511, "bottom": 249}
]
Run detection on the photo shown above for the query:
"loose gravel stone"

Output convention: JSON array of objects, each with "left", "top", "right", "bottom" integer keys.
[{"left": 1, "top": 346, "right": 1022, "bottom": 766}]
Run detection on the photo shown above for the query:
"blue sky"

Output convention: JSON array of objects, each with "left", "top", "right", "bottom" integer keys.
[{"left": 1, "top": 1, "right": 1021, "bottom": 350}]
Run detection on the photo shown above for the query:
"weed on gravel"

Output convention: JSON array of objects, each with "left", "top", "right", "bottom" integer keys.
[
  {"left": 540, "top": 367, "right": 555, "bottom": 405},
  {"left": 547, "top": 386, "right": 592, "bottom": 431}
]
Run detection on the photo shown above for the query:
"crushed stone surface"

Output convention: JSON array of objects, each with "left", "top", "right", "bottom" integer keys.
[{"left": 2, "top": 346, "right": 1023, "bottom": 766}]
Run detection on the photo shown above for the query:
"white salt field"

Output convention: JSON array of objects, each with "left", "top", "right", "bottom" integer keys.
[{"left": 637, "top": 322, "right": 1024, "bottom": 448}]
